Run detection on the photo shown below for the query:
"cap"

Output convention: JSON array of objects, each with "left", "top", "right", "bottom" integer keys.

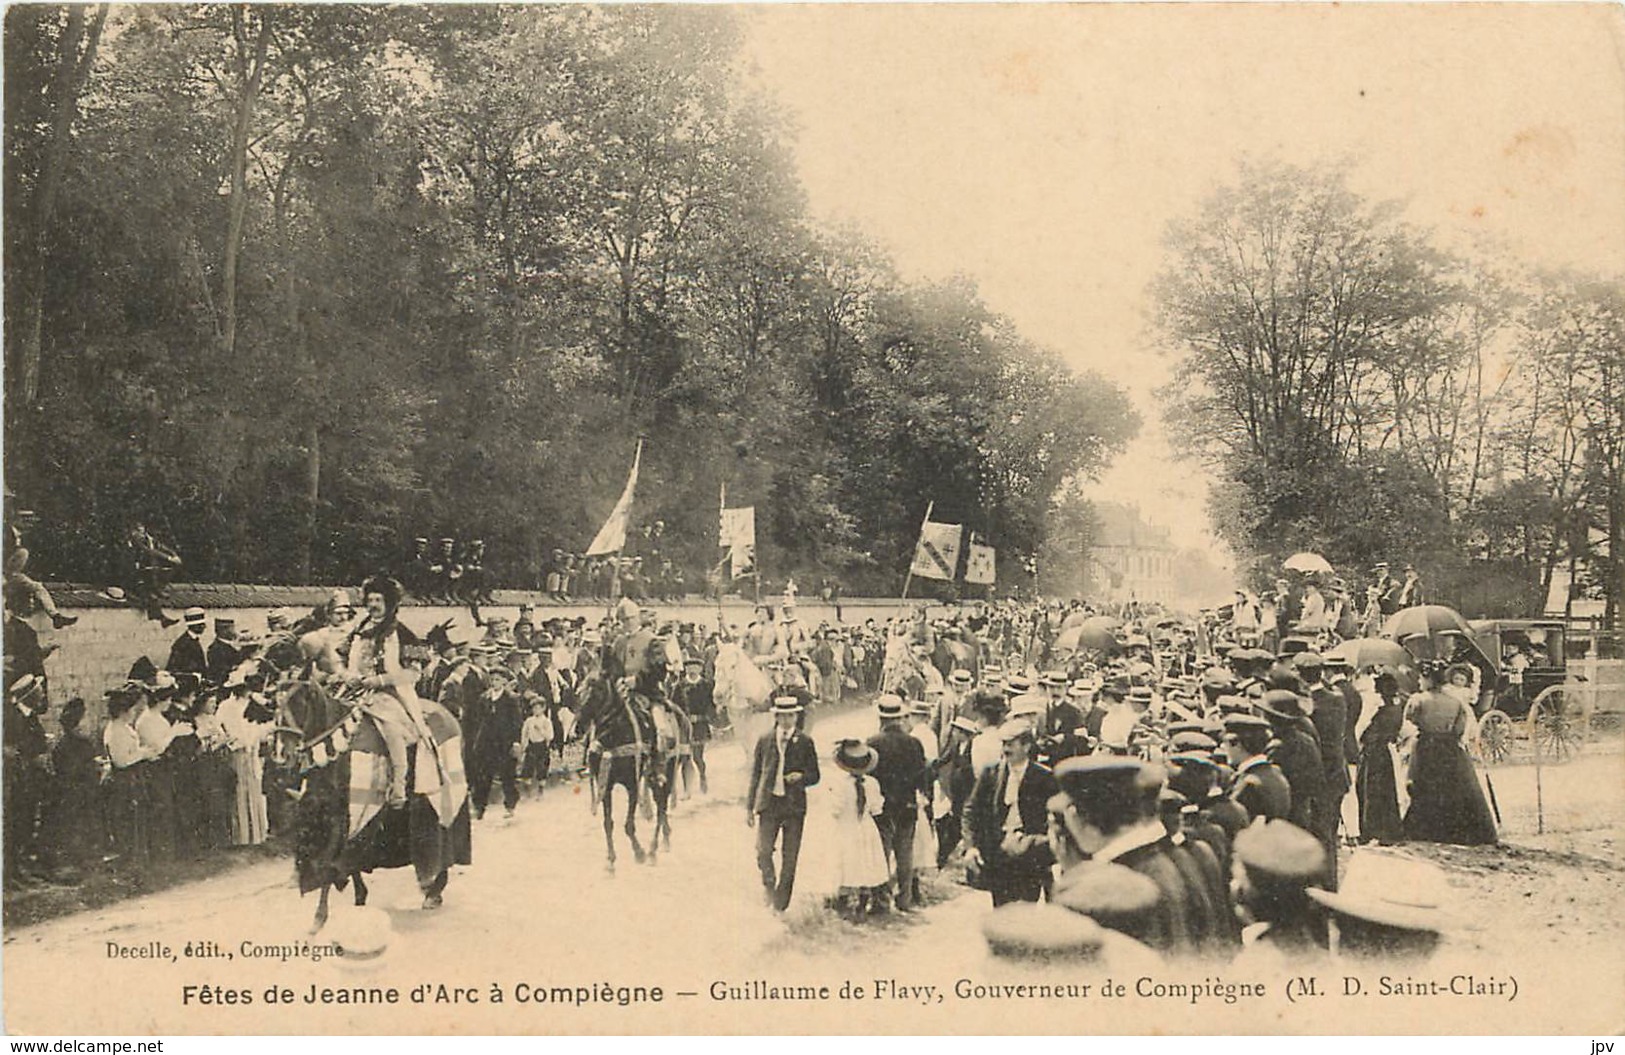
[
  {"left": 1233, "top": 819, "right": 1326, "bottom": 881},
  {"left": 1257, "top": 689, "right": 1306, "bottom": 721},
  {"left": 1052, "top": 755, "right": 1161, "bottom": 800},
  {"left": 1053, "top": 862, "right": 1161, "bottom": 920},
  {"left": 1170, "top": 730, "right": 1218, "bottom": 753},
  {"left": 982, "top": 903, "right": 1105, "bottom": 963},
  {"left": 1222, "top": 713, "right": 1271, "bottom": 736}
]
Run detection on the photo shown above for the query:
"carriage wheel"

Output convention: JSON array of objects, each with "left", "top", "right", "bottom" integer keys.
[
  {"left": 1475, "top": 710, "right": 1514, "bottom": 766},
  {"left": 1528, "top": 688, "right": 1584, "bottom": 764}
]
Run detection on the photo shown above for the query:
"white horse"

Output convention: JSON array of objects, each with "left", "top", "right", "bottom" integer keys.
[{"left": 713, "top": 640, "right": 773, "bottom": 762}]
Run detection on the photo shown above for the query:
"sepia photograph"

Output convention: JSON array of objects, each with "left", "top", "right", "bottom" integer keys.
[{"left": 2, "top": 1, "right": 1623, "bottom": 1037}]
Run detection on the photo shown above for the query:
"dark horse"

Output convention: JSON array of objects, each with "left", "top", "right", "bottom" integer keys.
[
  {"left": 276, "top": 679, "right": 472, "bottom": 933},
  {"left": 577, "top": 670, "right": 657, "bottom": 872}
]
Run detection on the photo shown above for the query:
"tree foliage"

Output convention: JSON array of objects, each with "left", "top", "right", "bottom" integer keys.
[
  {"left": 3, "top": 4, "right": 1138, "bottom": 593},
  {"left": 1156, "top": 161, "right": 1624, "bottom": 623}
]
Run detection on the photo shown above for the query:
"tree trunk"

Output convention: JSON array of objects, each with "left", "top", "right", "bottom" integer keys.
[
  {"left": 12, "top": 5, "right": 107, "bottom": 415},
  {"left": 221, "top": 7, "right": 271, "bottom": 356},
  {"left": 302, "top": 424, "right": 321, "bottom": 583}
]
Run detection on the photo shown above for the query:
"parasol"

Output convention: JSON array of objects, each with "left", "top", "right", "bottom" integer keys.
[
  {"left": 1059, "top": 610, "right": 1092, "bottom": 631},
  {"left": 1382, "top": 604, "right": 1472, "bottom": 642},
  {"left": 1283, "top": 552, "right": 1335, "bottom": 575},
  {"left": 1055, "top": 616, "right": 1122, "bottom": 653},
  {"left": 1327, "top": 637, "right": 1414, "bottom": 671}
]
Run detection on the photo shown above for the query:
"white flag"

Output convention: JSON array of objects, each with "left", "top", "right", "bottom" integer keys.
[
  {"left": 720, "top": 506, "right": 755, "bottom": 551},
  {"left": 910, "top": 520, "right": 962, "bottom": 581},
  {"left": 966, "top": 540, "right": 997, "bottom": 584},
  {"left": 585, "top": 440, "right": 641, "bottom": 557}
]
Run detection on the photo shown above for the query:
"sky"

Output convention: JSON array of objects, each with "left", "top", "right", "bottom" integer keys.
[{"left": 738, "top": 4, "right": 1625, "bottom": 567}]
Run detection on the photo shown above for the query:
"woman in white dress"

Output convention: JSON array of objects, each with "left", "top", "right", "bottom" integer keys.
[
  {"left": 216, "top": 665, "right": 271, "bottom": 845},
  {"left": 827, "top": 739, "right": 890, "bottom": 918}
]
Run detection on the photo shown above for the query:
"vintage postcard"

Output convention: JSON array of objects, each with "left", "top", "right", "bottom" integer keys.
[{"left": 3, "top": 2, "right": 1622, "bottom": 1037}]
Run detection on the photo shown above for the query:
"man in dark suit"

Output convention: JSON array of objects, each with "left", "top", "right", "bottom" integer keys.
[
  {"left": 1047, "top": 755, "right": 1220, "bottom": 956},
  {"left": 867, "top": 694, "right": 928, "bottom": 910},
  {"left": 674, "top": 656, "right": 716, "bottom": 793},
  {"left": 206, "top": 618, "right": 244, "bottom": 686},
  {"left": 470, "top": 665, "right": 524, "bottom": 819},
  {"left": 528, "top": 635, "right": 578, "bottom": 748},
  {"left": 166, "top": 607, "right": 209, "bottom": 678},
  {"left": 747, "top": 696, "right": 820, "bottom": 912},
  {"left": 1223, "top": 713, "right": 1292, "bottom": 822},
  {"left": 4, "top": 674, "right": 51, "bottom": 884},
  {"left": 1296, "top": 653, "right": 1350, "bottom": 886},
  {"left": 1258, "top": 688, "right": 1324, "bottom": 836},
  {"left": 965, "top": 721, "right": 1057, "bottom": 906}
]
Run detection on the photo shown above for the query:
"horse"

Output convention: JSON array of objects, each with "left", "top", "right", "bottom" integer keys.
[
  {"left": 275, "top": 678, "right": 471, "bottom": 934},
  {"left": 576, "top": 673, "right": 657, "bottom": 872},
  {"left": 932, "top": 631, "right": 981, "bottom": 681},
  {"left": 712, "top": 640, "right": 773, "bottom": 764},
  {"left": 645, "top": 696, "right": 692, "bottom": 853}
]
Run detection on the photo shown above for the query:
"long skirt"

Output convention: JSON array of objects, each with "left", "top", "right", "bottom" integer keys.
[
  {"left": 106, "top": 765, "right": 154, "bottom": 869},
  {"left": 230, "top": 749, "right": 268, "bottom": 846},
  {"left": 1403, "top": 734, "right": 1497, "bottom": 845},
  {"left": 1356, "top": 743, "right": 1403, "bottom": 844},
  {"left": 832, "top": 814, "right": 890, "bottom": 890}
]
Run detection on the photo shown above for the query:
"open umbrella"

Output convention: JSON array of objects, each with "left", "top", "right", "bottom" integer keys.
[
  {"left": 1327, "top": 637, "right": 1413, "bottom": 671},
  {"left": 1283, "top": 552, "right": 1335, "bottom": 575},
  {"left": 1060, "top": 610, "right": 1092, "bottom": 631},
  {"left": 1382, "top": 604, "right": 1472, "bottom": 642},
  {"left": 1055, "top": 616, "right": 1121, "bottom": 653}
]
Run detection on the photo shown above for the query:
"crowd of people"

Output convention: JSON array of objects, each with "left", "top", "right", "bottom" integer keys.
[
  {"left": 5, "top": 532, "right": 1500, "bottom": 968},
  {"left": 735, "top": 581, "right": 1497, "bottom": 967}
]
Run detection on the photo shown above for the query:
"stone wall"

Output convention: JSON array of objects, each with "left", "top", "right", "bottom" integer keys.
[{"left": 23, "top": 593, "right": 931, "bottom": 713}]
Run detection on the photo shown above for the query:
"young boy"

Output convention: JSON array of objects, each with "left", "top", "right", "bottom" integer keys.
[{"left": 519, "top": 699, "right": 554, "bottom": 799}]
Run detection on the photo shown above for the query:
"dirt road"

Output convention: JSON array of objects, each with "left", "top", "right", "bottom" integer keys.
[{"left": 4, "top": 716, "right": 1621, "bottom": 1035}]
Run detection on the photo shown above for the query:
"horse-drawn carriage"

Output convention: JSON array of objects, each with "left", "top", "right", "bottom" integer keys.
[{"left": 1466, "top": 619, "right": 1592, "bottom": 765}]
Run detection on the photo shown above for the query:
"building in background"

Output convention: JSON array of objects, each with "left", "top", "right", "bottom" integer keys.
[{"left": 1088, "top": 501, "right": 1175, "bottom": 606}]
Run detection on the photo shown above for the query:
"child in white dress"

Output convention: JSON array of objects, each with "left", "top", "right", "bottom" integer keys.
[{"left": 828, "top": 739, "right": 890, "bottom": 919}]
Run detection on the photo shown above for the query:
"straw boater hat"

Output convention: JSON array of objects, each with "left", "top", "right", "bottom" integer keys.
[
  {"left": 833, "top": 739, "right": 877, "bottom": 775},
  {"left": 770, "top": 695, "right": 804, "bottom": 715},
  {"left": 875, "top": 694, "right": 908, "bottom": 720},
  {"left": 1306, "top": 851, "right": 1456, "bottom": 933}
]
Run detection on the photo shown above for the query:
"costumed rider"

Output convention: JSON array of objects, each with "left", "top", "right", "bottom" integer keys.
[{"left": 345, "top": 575, "right": 436, "bottom": 807}]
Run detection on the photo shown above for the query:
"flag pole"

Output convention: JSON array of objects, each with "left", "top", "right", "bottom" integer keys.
[{"left": 900, "top": 500, "right": 934, "bottom": 602}]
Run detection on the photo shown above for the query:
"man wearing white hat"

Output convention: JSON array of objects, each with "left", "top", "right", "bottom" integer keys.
[
  {"left": 747, "top": 695, "right": 821, "bottom": 912},
  {"left": 166, "top": 608, "right": 209, "bottom": 679},
  {"left": 965, "top": 719, "right": 1057, "bottom": 906},
  {"left": 868, "top": 694, "right": 928, "bottom": 911}
]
